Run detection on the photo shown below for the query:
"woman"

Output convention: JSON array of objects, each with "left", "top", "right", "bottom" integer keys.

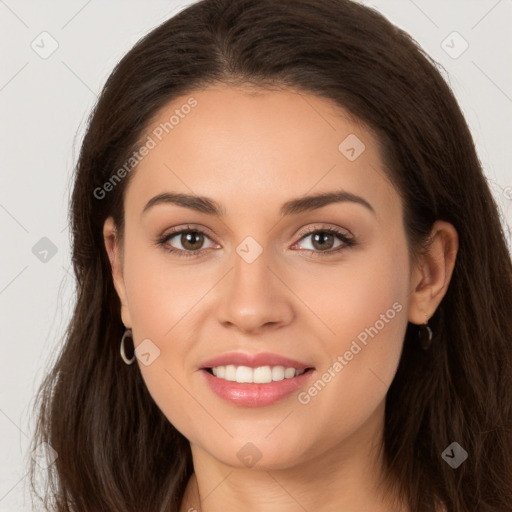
[{"left": 29, "top": 0, "right": 512, "bottom": 511}]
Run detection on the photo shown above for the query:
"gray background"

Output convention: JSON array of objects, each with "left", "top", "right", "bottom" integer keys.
[{"left": 1, "top": 0, "right": 511, "bottom": 510}]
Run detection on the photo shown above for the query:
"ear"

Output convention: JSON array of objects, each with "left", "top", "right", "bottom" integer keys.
[
  {"left": 103, "top": 216, "right": 132, "bottom": 328},
  {"left": 408, "top": 220, "right": 459, "bottom": 324}
]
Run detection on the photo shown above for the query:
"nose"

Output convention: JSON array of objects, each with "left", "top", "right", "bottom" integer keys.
[{"left": 215, "top": 247, "right": 294, "bottom": 334}]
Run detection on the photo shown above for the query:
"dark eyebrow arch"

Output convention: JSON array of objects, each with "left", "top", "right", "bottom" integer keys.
[{"left": 142, "top": 190, "right": 375, "bottom": 217}]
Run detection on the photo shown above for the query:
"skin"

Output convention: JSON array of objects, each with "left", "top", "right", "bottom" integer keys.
[{"left": 103, "top": 84, "right": 458, "bottom": 512}]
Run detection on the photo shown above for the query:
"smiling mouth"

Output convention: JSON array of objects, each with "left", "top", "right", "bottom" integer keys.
[{"left": 205, "top": 365, "right": 314, "bottom": 384}]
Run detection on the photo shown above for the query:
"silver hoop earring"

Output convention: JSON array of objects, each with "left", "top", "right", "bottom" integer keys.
[
  {"left": 418, "top": 314, "right": 433, "bottom": 351},
  {"left": 120, "top": 329, "right": 136, "bottom": 365}
]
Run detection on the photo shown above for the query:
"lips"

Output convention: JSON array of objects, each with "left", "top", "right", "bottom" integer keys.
[
  {"left": 199, "top": 352, "right": 316, "bottom": 407},
  {"left": 200, "top": 352, "right": 311, "bottom": 370}
]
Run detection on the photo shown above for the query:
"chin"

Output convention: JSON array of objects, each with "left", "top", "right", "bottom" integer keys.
[{"left": 202, "top": 435, "right": 316, "bottom": 472}]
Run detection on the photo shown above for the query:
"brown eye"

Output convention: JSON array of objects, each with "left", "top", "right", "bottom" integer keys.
[
  {"left": 156, "top": 227, "right": 217, "bottom": 257},
  {"left": 310, "top": 232, "right": 336, "bottom": 251},
  {"left": 294, "top": 227, "right": 355, "bottom": 255},
  {"left": 179, "top": 231, "right": 205, "bottom": 251}
]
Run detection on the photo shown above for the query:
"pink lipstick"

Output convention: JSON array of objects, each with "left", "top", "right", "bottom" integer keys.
[{"left": 199, "top": 352, "right": 315, "bottom": 407}]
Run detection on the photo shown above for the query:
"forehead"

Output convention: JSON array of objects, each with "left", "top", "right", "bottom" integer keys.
[{"left": 124, "top": 85, "right": 398, "bottom": 220}]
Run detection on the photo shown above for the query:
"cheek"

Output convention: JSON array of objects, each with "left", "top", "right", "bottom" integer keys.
[
  {"left": 120, "top": 241, "right": 206, "bottom": 426},
  {"left": 122, "top": 236, "right": 209, "bottom": 337},
  {"left": 298, "top": 234, "right": 410, "bottom": 358},
  {"left": 334, "top": 240, "right": 409, "bottom": 368},
  {"left": 293, "top": 238, "right": 410, "bottom": 440}
]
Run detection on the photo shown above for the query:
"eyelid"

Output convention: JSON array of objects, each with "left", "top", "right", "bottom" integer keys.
[
  {"left": 161, "top": 223, "right": 217, "bottom": 240},
  {"left": 296, "top": 223, "right": 353, "bottom": 239}
]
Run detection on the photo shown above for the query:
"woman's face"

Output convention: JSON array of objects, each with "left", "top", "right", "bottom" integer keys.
[{"left": 105, "top": 84, "right": 417, "bottom": 470}]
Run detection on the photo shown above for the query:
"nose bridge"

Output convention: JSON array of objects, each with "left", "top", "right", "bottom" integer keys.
[
  {"left": 230, "top": 238, "right": 276, "bottom": 304},
  {"left": 215, "top": 234, "right": 293, "bottom": 331}
]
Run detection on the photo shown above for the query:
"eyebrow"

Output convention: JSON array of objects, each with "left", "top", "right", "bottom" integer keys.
[{"left": 142, "top": 190, "right": 376, "bottom": 218}]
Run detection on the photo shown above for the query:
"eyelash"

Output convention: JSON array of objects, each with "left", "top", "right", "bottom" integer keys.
[{"left": 155, "top": 224, "right": 356, "bottom": 259}]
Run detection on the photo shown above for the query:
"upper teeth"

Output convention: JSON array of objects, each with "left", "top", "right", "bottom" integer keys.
[{"left": 211, "top": 365, "right": 305, "bottom": 384}]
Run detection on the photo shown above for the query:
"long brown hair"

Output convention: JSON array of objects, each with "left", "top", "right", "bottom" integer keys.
[{"left": 28, "top": 1, "right": 512, "bottom": 510}]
